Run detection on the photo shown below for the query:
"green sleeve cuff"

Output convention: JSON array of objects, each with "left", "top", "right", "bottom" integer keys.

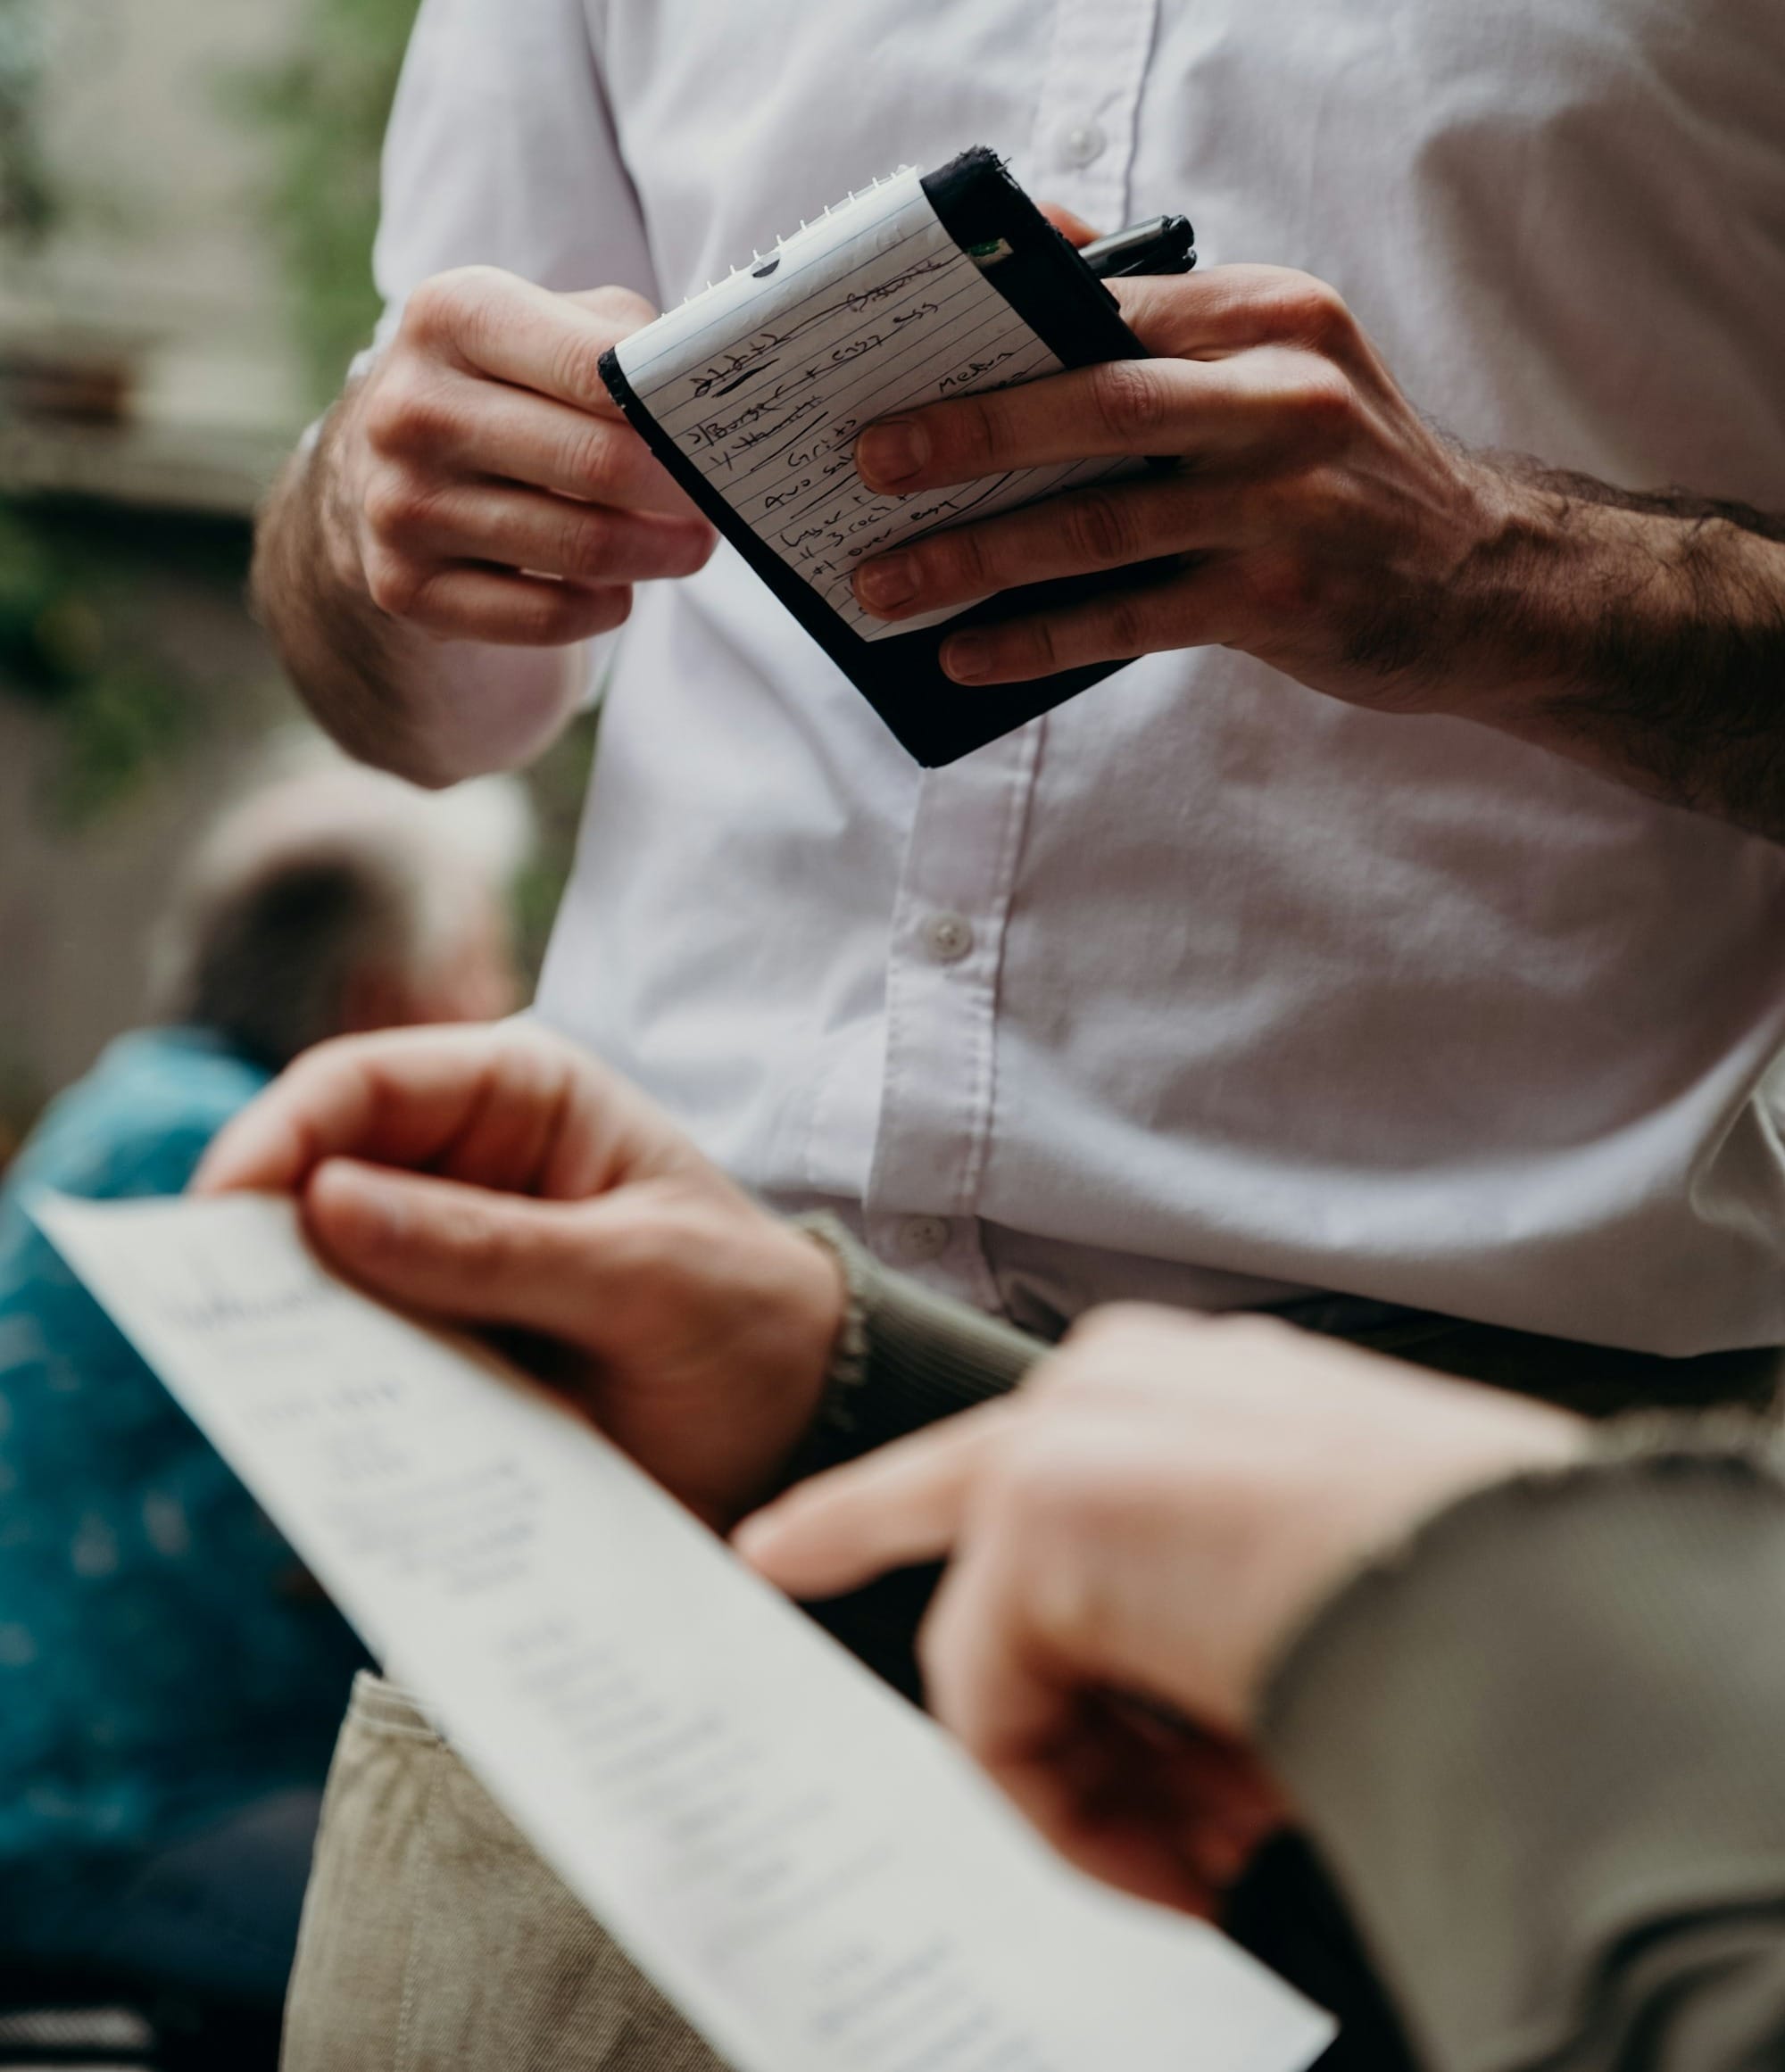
[
  {"left": 789, "top": 1214, "right": 1045, "bottom": 1477},
  {"left": 1259, "top": 1420, "right": 1785, "bottom": 2072}
]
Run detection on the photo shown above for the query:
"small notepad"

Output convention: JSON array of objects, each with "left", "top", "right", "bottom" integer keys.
[{"left": 602, "top": 148, "right": 1176, "bottom": 767}]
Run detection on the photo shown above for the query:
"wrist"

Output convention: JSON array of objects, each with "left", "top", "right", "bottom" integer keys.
[
  {"left": 1418, "top": 459, "right": 1599, "bottom": 726},
  {"left": 310, "top": 391, "right": 376, "bottom": 601}
]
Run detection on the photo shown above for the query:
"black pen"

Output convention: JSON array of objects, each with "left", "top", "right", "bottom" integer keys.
[{"left": 1080, "top": 213, "right": 1197, "bottom": 279}]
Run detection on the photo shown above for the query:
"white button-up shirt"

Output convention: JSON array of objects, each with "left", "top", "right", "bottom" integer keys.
[{"left": 373, "top": 0, "right": 1785, "bottom": 1354}]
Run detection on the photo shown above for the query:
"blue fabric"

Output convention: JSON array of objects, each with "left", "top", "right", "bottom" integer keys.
[{"left": 0, "top": 1028, "right": 367, "bottom": 1939}]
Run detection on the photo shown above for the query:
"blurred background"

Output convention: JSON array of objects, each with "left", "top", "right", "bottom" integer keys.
[{"left": 0, "top": 0, "right": 590, "bottom": 1170}]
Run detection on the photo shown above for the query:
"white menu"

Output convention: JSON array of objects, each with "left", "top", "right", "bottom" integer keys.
[{"left": 36, "top": 1190, "right": 1333, "bottom": 2072}]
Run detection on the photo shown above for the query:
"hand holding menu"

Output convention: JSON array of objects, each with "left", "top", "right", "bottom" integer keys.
[
  {"left": 603, "top": 148, "right": 1184, "bottom": 767},
  {"left": 37, "top": 1190, "right": 1332, "bottom": 2072}
]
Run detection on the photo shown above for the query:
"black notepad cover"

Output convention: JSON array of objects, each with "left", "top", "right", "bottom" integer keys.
[{"left": 602, "top": 146, "right": 1155, "bottom": 768}]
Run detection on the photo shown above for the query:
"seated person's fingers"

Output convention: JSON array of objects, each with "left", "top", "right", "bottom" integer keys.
[
  {"left": 299, "top": 1156, "right": 622, "bottom": 1347},
  {"left": 193, "top": 1024, "right": 697, "bottom": 1202},
  {"left": 734, "top": 1404, "right": 1011, "bottom": 1597}
]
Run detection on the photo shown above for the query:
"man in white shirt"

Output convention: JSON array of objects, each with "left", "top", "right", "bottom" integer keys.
[
  {"left": 245, "top": 11, "right": 1785, "bottom": 2054},
  {"left": 255, "top": 0, "right": 1785, "bottom": 1364}
]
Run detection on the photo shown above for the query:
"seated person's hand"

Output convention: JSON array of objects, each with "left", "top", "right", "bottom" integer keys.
[
  {"left": 848, "top": 265, "right": 1511, "bottom": 713},
  {"left": 194, "top": 1024, "right": 843, "bottom": 1529},
  {"left": 739, "top": 1305, "right": 1584, "bottom": 1914}
]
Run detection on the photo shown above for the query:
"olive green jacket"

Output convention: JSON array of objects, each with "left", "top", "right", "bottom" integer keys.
[{"left": 809, "top": 1222, "right": 1785, "bottom": 2072}]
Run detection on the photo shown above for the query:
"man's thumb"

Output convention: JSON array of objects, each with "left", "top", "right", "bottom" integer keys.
[{"left": 303, "top": 1157, "right": 601, "bottom": 1343}]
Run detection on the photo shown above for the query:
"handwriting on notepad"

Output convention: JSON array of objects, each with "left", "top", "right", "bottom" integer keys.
[{"left": 615, "top": 167, "right": 1137, "bottom": 642}]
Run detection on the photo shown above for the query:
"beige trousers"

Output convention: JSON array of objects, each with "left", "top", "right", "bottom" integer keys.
[
  {"left": 282, "top": 1339, "right": 1780, "bottom": 2071},
  {"left": 282, "top": 1671, "right": 726, "bottom": 2072}
]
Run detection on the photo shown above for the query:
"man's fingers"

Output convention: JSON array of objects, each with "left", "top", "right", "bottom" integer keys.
[
  {"left": 733, "top": 1406, "right": 1011, "bottom": 1598},
  {"left": 419, "top": 381, "right": 704, "bottom": 518},
  {"left": 371, "top": 481, "right": 715, "bottom": 589},
  {"left": 939, "top": 560, "right": 1242, "bottom": 684},
  {"left": 1037, "top": 203, "right": 1100, "bottom": 248},
  {"left": 853, "top": 345, "right": 1329, "bottom": 491},
  {"left": 409, "top": 269, "right": 652, "bottom": 416},
  {"left": 852, "top": 474, "right": 1245, "bottom": 621},
  {"left": 1113, "top": 264, "right": 1363, "bottom": 361},
  {"left": 302, "top": 1159, "right": 613, "bottom": 1345},
  {"left": 363, "top": 560, "right": 635, "bottom": 647}
]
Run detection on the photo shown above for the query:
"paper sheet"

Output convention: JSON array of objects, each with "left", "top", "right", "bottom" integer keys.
[
  {"left": 36, "top": 1191, "right": 1333, "bottom": 2072},
  {"left": 614, "top": 166, "right": 1140, "bottom": 641}
]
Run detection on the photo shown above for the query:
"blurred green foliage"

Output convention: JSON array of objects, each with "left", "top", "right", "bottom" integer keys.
[
  {"left": 235, "top": 0, "right": 422, "bottom": 408},
  {"left": 0, "top": 500, "right": 203, "bottom": 825},
  {"left": 0, "top": 0, "right": 53, "bottom": 242}
]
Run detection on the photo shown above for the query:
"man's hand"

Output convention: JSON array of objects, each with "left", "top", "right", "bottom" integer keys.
[
  {"left": 739, "top": 1305, "right": 1584, "bottom": 1913},
  {"left": 850, "top": 264, "right": 1512, "bottom": 701},
  {"left": 193, "top": 1024, "right": 841, "bottom": 1530},
  {"left": 334, "top": 271, "right": 714, "bottom": 648},
  {"left": 850, "top": 265, "right": 1785, "bottom": 841},
  {"left": 254, "top": 271, "right": 713, "bottom": 784}
]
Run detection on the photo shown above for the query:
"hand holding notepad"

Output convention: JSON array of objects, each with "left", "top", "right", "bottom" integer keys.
[{"left": 602, "top": 147, "right": 1192, "bottom": 766}]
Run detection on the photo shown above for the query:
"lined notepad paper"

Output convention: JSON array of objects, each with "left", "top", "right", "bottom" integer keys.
[{"left": 613, "top": 168, "right": 1140, "bottom": 641}]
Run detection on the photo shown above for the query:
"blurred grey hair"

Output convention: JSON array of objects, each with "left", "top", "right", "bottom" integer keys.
[{"left": 148, "top": 742, "right": 534, "bottom": 1070}]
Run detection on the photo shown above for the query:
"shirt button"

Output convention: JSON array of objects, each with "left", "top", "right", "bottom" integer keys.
[
  {"left": 1059, "top": 121, "right": 1108, "bottom": 170},
  {"left": 921, "top": 912, "right": 975, "bottom": 965},
  {"left": 899, "top": 1214, "right": 951, "bottom": 1264}
]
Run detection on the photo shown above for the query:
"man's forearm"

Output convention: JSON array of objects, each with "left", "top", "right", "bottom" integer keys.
[
  {"left": 252, "top": 401, "right": 588, "bottom": 788},
  {"left": 1442, "top": 467, "right": 1785, "bottom": 841}
]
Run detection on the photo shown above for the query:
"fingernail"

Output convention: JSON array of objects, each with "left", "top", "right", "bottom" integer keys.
[
  {"left": 942, "top": 632, "right": 991, "bottom": 683},
  {"left": 729, "top": 1512, "right": 779, "bottom": 1563},
  {"left": 853, "top": 555, "right": 917, "bottom": 612},
  {"left": 856, "top": 418, "right": 928, "bottom": 487}
]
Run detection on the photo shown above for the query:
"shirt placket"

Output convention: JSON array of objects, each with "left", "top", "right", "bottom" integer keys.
[
  {"left": 1025, "top": 0, "right": 1160, "bottom": 232},
  {"left": 863, "top": 724, "right": 1045, "bottom": 1308},
  {"left": 859, "top": 0, "right": 1158, "bottom": 1306}
]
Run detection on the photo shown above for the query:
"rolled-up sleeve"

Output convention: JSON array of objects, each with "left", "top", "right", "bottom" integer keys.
[{"left": 373, "top": 0, "right": 658, "bottom": 324}]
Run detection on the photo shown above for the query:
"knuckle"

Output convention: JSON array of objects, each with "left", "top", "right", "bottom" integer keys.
[
  {"left": 1021, "top": 615, "right": 1060, "bottom": 674},
  {"left": 583, "top": 584, "right": 635, "bottom": 636},
  {"left": 929, "top": 522, "right": 992, "bottom": 595},
  {"left": 528, "top": 578, "right": 627, "bottom": 645},
  {"left": 1292, "top": 464, "right": 1355, "bottom": 533},
  {"left": 397, "top": 273, "right": 456, "bottom": 344},
  {"left": 1102, "top": 589, "right": 1153, "bottom": 657},
  {"left": 947, "top": 395, "right": 1004, "bottom": 474},
  {"left": 1239, "top": 549, "right": 1318, "bottom": 620},
  {"left": 362, "top": 369, "right": 460, "bottom": 460},
  {"left": 576, "top": 284, "right": 657, "bottom": 335},
  {"left": 450, "top": 1204, "right": 519, "bottom": 1283},
  {"left": 434, "top": 263, "right": 508, "bottom": 339},
  {"left": 1271, "top": 275, "right": 1356, "bottom": 352},
  {"left": 548, "top": 328, "right": 611, "bottom": 404},
  {"left": 362, "top": 544, "right": 429, "bottom": 618},
  {"left": 560, "top": 418, "right": 620, "bottom": 492},
  {"left": 1065, "top": 487, "right": 1137, "bottom": 568},
  {"left": 361, "top": 469, "right": 434, "bottom": 546},
  {"left": 557, "top": 507, "right": 618, "bottom": 583},
  {"left": 1291, "top": 364, "right": 1359, "bottom": 440},
  {"left": 1066, "top": 1303, "right": 1153, "bottom": 1354},
  {"left": 1091, "top": 358, "right": 1169, "bottom": 444}
]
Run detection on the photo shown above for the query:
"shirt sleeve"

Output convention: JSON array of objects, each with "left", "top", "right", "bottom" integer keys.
[
  {"left": 1258, "top": 1423, "right": 1785, "bottom": 2072},
  {"left": 788, "top": 1214, "right": 1045, "bottom": 1480},
  {"left": 372, "top": 0, "right": 659, "bottom": 326},
  {"left": 778, "top": 1218, "right": 1045, "bottom": 1703}
]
